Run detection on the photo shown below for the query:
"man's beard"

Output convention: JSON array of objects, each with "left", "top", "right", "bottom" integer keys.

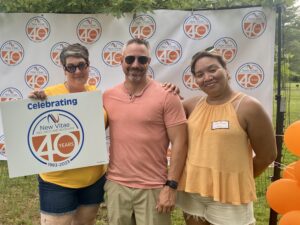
[{"left": 127, "top": 68, "right": 146, "bottom": 82}]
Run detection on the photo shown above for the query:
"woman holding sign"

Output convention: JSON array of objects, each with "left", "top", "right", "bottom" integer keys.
[
  {"left": 29, "top": 42, "right": 178, "bottom": 225},
  {"left": 29, "top": 43, "right": 107, "bottom": 225},
  {"left": 176, "top": 50, "right": 277, "bottom": 225}
]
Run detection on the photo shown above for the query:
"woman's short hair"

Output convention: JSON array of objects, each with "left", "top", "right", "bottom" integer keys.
[
  {"left": 60, "top": 43, "right": 89, "bottom": 66},
  {"left": 190, "top": 50, "right": 227, "bottom": 76}
]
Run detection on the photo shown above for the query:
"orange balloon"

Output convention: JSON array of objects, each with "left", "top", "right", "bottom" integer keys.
[
  {"left": 284, "top": 121, "right": 300, "bottom": 157},
  {"left": 279, "top": 211, "right": 300, "bottom": 225},
  {"left": 294, "top": 160, "right": 300, "bottom": 183},
  {"left": 282, "top": 162, "right": 296, "bottom": 180},
  {"left": 266, "top": 179, "right": 300, "bottom": 214}
]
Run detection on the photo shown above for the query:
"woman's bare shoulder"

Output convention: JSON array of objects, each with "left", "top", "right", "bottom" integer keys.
[{"left": 183, "top": 96, "right": 203, "bottom": 117}]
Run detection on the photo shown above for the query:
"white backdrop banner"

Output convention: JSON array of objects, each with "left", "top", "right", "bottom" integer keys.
[{"left": 0, "top": 7, "right": 276, "bottom": 160}]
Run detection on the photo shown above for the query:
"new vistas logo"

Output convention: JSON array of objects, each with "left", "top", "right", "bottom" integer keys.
[
  {"left": 183, "top": 14, "right": 211, "bottom": 40},
  {"left": 0, "top": 87, "right": 23, "bottom": 102},
  {"left": 182, "top": 66, "right": 199, "bottom": 91},
  {"left": 77, "top": 17, "right": 102, "bottom": 44},
  {"left": 0, "top": 40, "right": 24, "bottom": 66},
  {"left": 24, "top": 64, "right": 49, "bottom": 89},
  {"left": 129, "top": 15, "right": 156, "bottom": 40},
  {"left": 235, "top": 63, "right": 264, "bottom": 89},
  {"left": 102, "top": 41, "right": 123, "bottom": 67},
  {"left": 50, "top": 42, "right": 70, "bottom": 67},
  {"left": 26, "top": 16, "right": 51, "bottom": 42},
  {"left": 213, "top": 37, "right": 238, "bottom": 63},
  {"left": 242, "top": 11, "right": 267, "bottom": 39},
  {"left": 155, "top": 39, "right": 182, "bottom": 65},
  {"left": 87, "top": 66, "right": 101, "bottom": 87},
  {"left": 27, "top": 110, "right": 84, "bottom": 167}
]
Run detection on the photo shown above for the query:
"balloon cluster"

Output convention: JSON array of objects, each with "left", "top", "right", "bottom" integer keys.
[{"left": 266, "top": 121, "right": 300, "bottom": 224}]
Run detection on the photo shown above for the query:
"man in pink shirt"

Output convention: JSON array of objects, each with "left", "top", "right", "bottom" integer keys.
[{"left": 103, "top": 38, "right": 187, "bottom": 225}]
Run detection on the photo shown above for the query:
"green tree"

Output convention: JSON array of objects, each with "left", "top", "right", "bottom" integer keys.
[
  {"left": 0, "top": 0, "right": 296, "bottom": 16},
  {"left": 283, "top": 5, "right": 300, "bottom": 78}
]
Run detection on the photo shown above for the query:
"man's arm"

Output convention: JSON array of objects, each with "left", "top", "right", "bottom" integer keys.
[{"left": 156, "top": 123, "right": 187, "bottom": 213}]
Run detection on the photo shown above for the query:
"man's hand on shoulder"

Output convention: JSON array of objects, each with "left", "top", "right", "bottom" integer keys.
[{"left": 161, "top": 82, "right": 183, "bottom": 100}]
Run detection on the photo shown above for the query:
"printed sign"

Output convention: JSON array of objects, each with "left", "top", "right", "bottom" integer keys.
[
  {"left": 155, "top": 39, "right": 182, "bottom": 65},
  {"left": 50, "top": 42, "right": 70, "bottom": 67},
  {"left": 242, "top": 11, "right": 267, "bottom": 39},
  {"left": 129, "top": 15, "right": 156, "bottom": 39},
  {"left": 24, "top": 64, "right": 49, "bottom": 89},
  {"left": 0, "top": 87, "right": 23, "bottom": 102},
  {"left": 182, "top": 66, "right": 199, "bottom": 90},
  {"left": 0, "top": 90, "right": 108, "bottom": 177},
  {"left": 88, "top": 66, "right": 101, "bottom": 87},
  {"left": 102, "top": 41, "right": 123, "bottom": 67},
  {"left": 213, "top": 37, "right": 238, "bottom": 63},
  {"left": 77, "top": 17, "right": 102, "bottom": 44},
  {"left": 235, "top": 63, "right": 264, "bottom": 89},
  {"left": 183, "top": 14, "right": 211, "bottom": 40},
  {"left": 26, "top": 16, "right": 51, "bottom": 42},
  {"left": 0, "top": 40, "right": 24, "bottom": 66},
  {"left": 0, "top": 8, "right": 276, "bottom": 137}
]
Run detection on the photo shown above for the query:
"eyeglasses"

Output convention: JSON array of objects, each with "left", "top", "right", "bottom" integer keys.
[
  {"left": 124, "top": 56, "right": 149, "bottom": 65},
  {"left": 64, "top": 62, "right": 88, "bottom": 73}
]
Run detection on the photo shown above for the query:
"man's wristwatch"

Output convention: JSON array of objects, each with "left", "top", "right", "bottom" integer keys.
[{"left": 165, "top": 180, "right": 178, "bottom": 190}]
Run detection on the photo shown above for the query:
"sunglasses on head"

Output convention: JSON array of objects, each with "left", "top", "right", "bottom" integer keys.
[
  {"left": 64, "top": 62, "right": 88, "bottom": 73},
  {"left": 124, "top": 56, "right": 149, "bottom": 65}
]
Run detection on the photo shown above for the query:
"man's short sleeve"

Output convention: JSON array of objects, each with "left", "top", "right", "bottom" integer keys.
[{"left": 163, "top": 93, "right": 186, "bottom": 128}]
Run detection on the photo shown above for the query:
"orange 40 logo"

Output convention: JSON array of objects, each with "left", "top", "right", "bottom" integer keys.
[
  {"left": 0, "top": 40, "right": 24, "bottom": 66},
  {"left": 213, "top": 37, "right": 238, "bottom": 63},
  {"left": 31, "top": 131, "right": 80, "bottom": 163},
  {"left": 156, "top": 40, "right": 182, "bottom": 65},
  {"left": 26, "top": 16, "right": 50, "bottom": 42},
  {"left": 129, "top": 15, "right": 156, "bottom": 39},
  {"left": 102, "top": 41, "right": 123, "bottom": 67},
  {"left": 25, "top": 65, "right": 49, "bottom": 89},
  {"left": 28, "top": 110, "right": 84, "bottom": 166},
  {"left": 235, "top": 63, "right": 264, "bottom": 89},
  {"left": 182, "top": 66, "right": 199, "bottom": 90},
  {"left": 0, "top": 87, "right": 23, "bottom": 102},
  {"left": 77, "top": 17, "right": 102, "bottom": 44},
  {"left": 242, "top": 11, "right": 267, "bottom": 39},
  {"left": 50, "top": 42, "right": 70, "bottom": 67},
  {"left": 87, "top": 66, "right": 101, "bottom": 87},
  {"left": 183, "top": 14, "right": 211, "bottom": 40}
]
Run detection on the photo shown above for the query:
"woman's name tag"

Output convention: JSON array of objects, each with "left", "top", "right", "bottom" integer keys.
[{"left": 212, "top": 121, "right": 229, "bottom": 129}]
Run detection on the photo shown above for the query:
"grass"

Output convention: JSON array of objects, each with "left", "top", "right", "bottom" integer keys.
[
  {"left": 0, "top": 162, "right": 39, "bottom": 225},
  {"left": 1, "top": 83, "right": 300, "bottom": 225},
  {"left": 0, "top": 162, "right": 183, "bottom": 225},
  {"left": 281, "top": 82, "right": 300, "bottom": 165}
]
